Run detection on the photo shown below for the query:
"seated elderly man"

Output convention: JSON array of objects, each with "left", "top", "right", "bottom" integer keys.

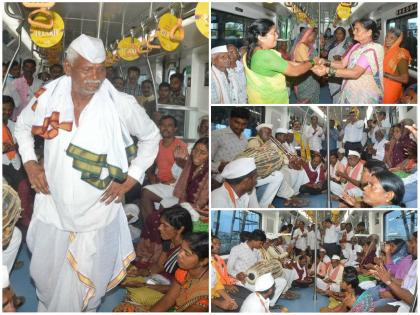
[
  {"left": 341, "top": 237, "right": 363, "bottom": 267},
  {"left": 227, "top": 230, "right": 287, "bottom": 309},
  {"left": 300, "top": 153, "right": 326, "bottom": 195},
  {"left": 316, "top": 255, "right": 344, "bottom": 293},
  {"left": 331, "top": 150, "right": 364, "bottom": 201},
  {"left": 275, "top": 128, "right": 310, "bottom": 205},
  {"left": 240, "top": 273, "right": 275, "bottom": 313},
  {"left": 211, "top": 45, "right": 241, "bottom": 104},
  {"left": 246, "top": 123, "right": 287, "bottom": 207},
  {"left": 211, "top": 158, "right": 259, "bottom": 208}
]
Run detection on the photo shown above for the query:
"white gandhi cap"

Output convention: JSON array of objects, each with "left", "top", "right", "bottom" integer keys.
[
  {"left": 275, "top": 127, "right": 288, "bottom": 134},
  {"left": 256, "top": 123, "right": 273, "bottom": 132},
  {"left": 68, "top": 34, "right": 106, "bottom": 64},
  {"left": 348, "top": 150, "right": 361, "bottom": 158},
  {"left": 221, "top": 158, "right": 256, "bottom": 179},
  {"left": 255, "top": 273, "right": 275, "bottom": 291},
  {"left": 211, "top": 45, "right": 228, "bottom": 55}
]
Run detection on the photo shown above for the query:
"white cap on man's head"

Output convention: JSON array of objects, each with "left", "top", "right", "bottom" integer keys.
[
  {"left": 2, "top": 265, "right": 9, "bottom": 289},
  {"left": 255, "top": 273, "right": 275, "bottom": 292},
  {"left": 320, "top": 248, "right": 326, "bottom": 252},
  {"left": 256, "top": 123, "right": 273, "bottom": 132},
  {"left": 211, "top": 45, "right": 228, "bottom": 55},
  {"left": 275, "top": 127, "right": 288, "bottom": 134},
  {"left": 338, "top": 148, "right": 345, "bottom": 154},
  {"left": 348, "top": 150, "right": 360, "bottom": 158},
  {"left": 332, "top": 255, "right": 341, "bottom": 260},
  {"left": 68, "top": 34, "right": 106, "bottom": 64},
  {"left": 221, "top": 158, "right": 256, "bottom": 179}
]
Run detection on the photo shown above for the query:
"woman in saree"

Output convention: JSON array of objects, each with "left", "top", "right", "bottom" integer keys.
[
  {"left": 383, "top": 28, "right": 411, "bottom": 104},
  {"left": 136, "top": 137, "right": 209, "bottom": 264},
  {"left": 244, "top": 18, "right": 318, "bottom": 104},
  {"left": 291, "top": 27, "right": 321, "bottom": 103},
  {"left": 150, "top": 232, "right": 209, "bottom": 312},
  {"left": 116, "top": 206, "right": 193, "bottom": 309},
  {"left": 343, "top": 170, "right": 405, "bottom": 208},
  {"left": 327, "top": 27, "right": 348, "bottom": 103},
  {"left": 314, "top": 19, "right": 384, "bottom": 104}
]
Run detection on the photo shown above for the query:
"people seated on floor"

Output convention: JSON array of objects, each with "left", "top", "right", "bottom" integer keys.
[
  {"left": 211, "top": 158, "right": 259, "bottom": 208},
  {"left": 341, "top": 237, "right": 362, "bottom": 267},
  {"left": 149, "top": 232, "right": 209, "bottom": 312},
  {"left": 300, "top": 153, "right": 326, "bottom": 195},
  {"left": 317, "top": 248, "right": 331, "bottom": 278},
  {"left": 292, "top": 255, "right": 314, "bottom": 288},
  {"left": 226, "top": 229, "right": 288, "bottom": 308},
  {"left": 316, "top": 255, "right": 344, "bottom": 294},
  {"left": 211, "top": 235, "right": 251, "bottom": 312},
  {"left": 117, "top": 206, "right": 193, "bottom": 310},
  {"left": 136, "top": 137, "right": 209, "bottom": 264},
  {"left": 239, "top": 273, "right": 275, "bottom": 313}
]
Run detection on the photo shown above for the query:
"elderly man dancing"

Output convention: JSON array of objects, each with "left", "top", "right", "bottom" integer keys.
[{"left": 15, "top": 34, "right": 160, "bottom": 311}]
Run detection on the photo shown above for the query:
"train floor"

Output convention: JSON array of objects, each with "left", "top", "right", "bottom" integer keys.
[
  {"left": 273, "top": 286, "right": 329, "bottom": 312},
  {"left": 10, "top": 243, "right": 126, "bottom": 312},
  {"left": 273, "top": 192, "right": 328, "bottom": 208}
]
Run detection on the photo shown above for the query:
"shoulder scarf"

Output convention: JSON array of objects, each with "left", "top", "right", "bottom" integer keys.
[
  {"left": 344, "top": 161, "right": 363, "bottom": 190},
  {"left": 31, "top": 76, "right": 136, "bottom": 189}
]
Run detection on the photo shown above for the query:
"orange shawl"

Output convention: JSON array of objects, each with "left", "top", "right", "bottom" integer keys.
[
  {"left": 383, "top": 33, "right": 411, "bottom": 103},
  {"left": 3, "top": 123, "right": 16, "bottom": 160}
]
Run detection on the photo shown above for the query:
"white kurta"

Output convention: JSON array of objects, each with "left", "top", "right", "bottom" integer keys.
[
  {"left": 14, "top": 78, "right": 161, "bottom": 311},
  {"left": 211, "top": 184, "right": 260, "bottom": 208}
]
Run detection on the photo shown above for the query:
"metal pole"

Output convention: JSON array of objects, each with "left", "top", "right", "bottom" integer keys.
[
  {"left": 313, "top": 211, "right": 318, "bottom": 302},
  {"left": 96, "top": 2, "right": 104, "bottom": 38},
  {"left": 318, "top": 2, "right": 321, "bottom": 57},
  {"left": 327, "top": 106, "right": 331, "bottom": 208},
  {"left": 3, "top": 20, "right": 24, "bottom": 91}
]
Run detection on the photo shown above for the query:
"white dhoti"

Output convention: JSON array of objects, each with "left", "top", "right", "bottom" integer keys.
[
  {"left": 256, "top": 170, "right": 284, "bottom": 207},
  {"left": 282, "top": 166, "right": 309, "bottom": 196},
  {"left": 144, "top": 183, "right": 175, "bottom": 199},
  {"left": 282, "top": 268, "right": 299, "bottom": 292},
  {"left": 244, "top": 276, "right": 287, "bottom": 307},
  {"left": 3, "top": 227, "right": 22, "bottom": 273},
  {"left": 316, "top": 278, "right": 341, "bottom": 293},
  {"left": 27, "top": 209, "right": 134, "bottom": 312},
  {"left": 14, "top": 76, "right": 161, "bottom": 311}
]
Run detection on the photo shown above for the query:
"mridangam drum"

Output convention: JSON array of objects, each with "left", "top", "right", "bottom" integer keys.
[
  {"left": 3, "top": 183, "right": 22, "bottom": 249},
  {"left": 236, "top": 146, "right": 284, "bottom": 178},
  {"left": 246, "top": 259, "right": 284, "bottom": 285}
]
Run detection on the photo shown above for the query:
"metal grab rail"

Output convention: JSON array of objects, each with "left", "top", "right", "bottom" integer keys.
[{"left": 3, "top": 3, "right": 25, "bottom": 91}]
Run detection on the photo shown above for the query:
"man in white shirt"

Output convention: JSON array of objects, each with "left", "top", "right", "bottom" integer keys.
[
  {"left": 322, "top": 219, "right": 340, "bottom": 258},
  {"left": 306, "top": 224, "right": 318, "bottom": 259},
  {"left": 292, "top": 221, "right": 308, "bottom": 256},
  {"left": 240, "top": 273, "right": 274, "bottom": 313},
  {"left": 211, "top": 158, "right": 259, "bottom": 208},
  {"left": 343, "top": 110, "right": 364, "bottom": 156},
  {"left": 228, "top": 230, "right": 287, "bottom": 308},
  {"left": 211, "top": 107, "right": 249, "bottom": 183},
  {"left": 304, "top": 115, "right": 324, "bottom": 154},
  {"left": 341, "top": 237, "right": 362, "bottom": 267},
  {"left": 211, "top": 45, "right": 239, "bottom": 104},
  {"left": 371, "top": 129, "right": 388, "bottom": 161},
  {"left": 374, "top": 111, "right": 391, "bottom": 139},
  {"left": 337, "top": 148, "right": 348, "bottom": 166}
]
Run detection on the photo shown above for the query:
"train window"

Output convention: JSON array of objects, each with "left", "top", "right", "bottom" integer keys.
[
  {"left": 211, "top": 106, "right": 265, "bottom": 138},
  {"left": 387, "top": 13, "right": 418, "bottom": 70},
  {"left": 384, "top": 210, "right": 417, "bottom": 241},
  {"left": 211, "top": 10, "right": 254, "bottom": 47},
  {"left": 211, "top": 14, "right": 219, "bottom": 39},
  {"left": 212, "top": 210, "right": 262, "bottom": 255}
]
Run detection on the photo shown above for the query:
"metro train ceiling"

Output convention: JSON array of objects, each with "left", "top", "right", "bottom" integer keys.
[
  {"left": 5, "top": 2, "right": 207, "bottom": 57},
  {"left": 262, "top": 2, "right": 410, "bottom": 24}
]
